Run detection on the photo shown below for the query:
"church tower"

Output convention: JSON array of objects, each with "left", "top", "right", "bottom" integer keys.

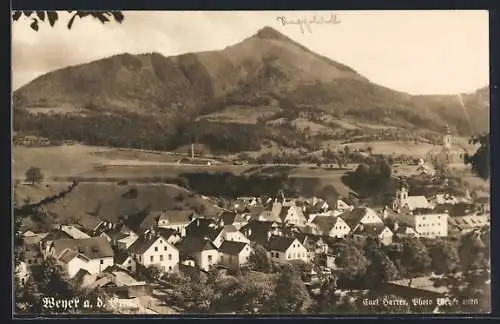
[{"left": 443, "top": 124, "right": 452, "bottom": 149}]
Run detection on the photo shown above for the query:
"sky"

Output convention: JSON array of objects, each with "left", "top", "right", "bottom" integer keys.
[{"left": 11, "top": 10, "right": 489, "bottom": 95}]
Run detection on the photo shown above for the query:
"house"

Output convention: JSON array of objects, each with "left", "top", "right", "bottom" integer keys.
[
  {"left": 388, "top": 221, "right": 420, "bottom": 238},
  {"left": 156, "top": 228, "right": 182, "bottom": 245},
  {"left": 295, "top": 233, "right": 328, "bottom": 262},
  {"left": 352, "top": 223, "right": 394, "bottom": 245},
  {"left": 60, "top": 225, "right": 91, "bottom": 239},
  {"left": 114, "top": 249, "right": 137, "bottom": 273},
  {"left": 156, "top": 210, "right": 196, "bottom": 237},
  {"left": 267, "top": 236, "right": 308, "bottom": 263},
  {"left": 393, "top": 211, "right": 448, "bottom": 238},
  {"left": 185, "top": 217, "right": 217, "bottom": 237},
  {"left": 218, "top": 241, "right": 253, "bottom": 269},
  {"left": 431, "top": 193, "right": 460, "bottom": 205},
  {"left": 77, "top": 215, "right": 107, "bottom": 234},
  {"left": 128, "top": 229, "right": 180, "bottom": 273},
  {"left": 176, "top": 237, "right": 219, "bottom": 272},
  {"left": 279, "top": 205, "right": 307, "bottom": 226},
  {"left": 102, "top": 268, "right": 151, "bottom": 298},
  {"left": 23, "top": 232, "right": 48, "bottom": 267},
  {"left": 240, "top": 220, "right": 282, "bottom": 247},
  {"left": 218, "top": 211, "right": 249, "bottom": 230},
  {"left": 393, "top": 187, "right": 433, "bottom": 211},
  {"left": 100, "top": 224, "right": 138, "bottom": 250},
  {"left": 309, "top": 215, "right": 350, "bottom": 238},
  {"left": 49, "top": 237, "right": 115, "bottom": 278},
  {"left": 338, "top": 207, "right": 384, "bottom": 232},
  {"left": 15, "top": 261, "right": 30, "bottom": 285},
  {"left": 220, "top": 225, "right": 250, "bottom": 245},
  {"left": 335, "top": 197, "right": 352, "bottom": 212}
]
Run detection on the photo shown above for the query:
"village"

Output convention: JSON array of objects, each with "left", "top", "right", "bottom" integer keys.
[{"left": 16, "top": 173, "right": 490, "bottom": 314}]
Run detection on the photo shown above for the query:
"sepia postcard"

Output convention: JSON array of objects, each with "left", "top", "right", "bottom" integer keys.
[{"left": 11, "top": 10, "right": 491, "bottom": 316}]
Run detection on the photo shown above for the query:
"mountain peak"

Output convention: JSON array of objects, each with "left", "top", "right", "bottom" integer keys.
[{"left": 254, "top": 26, "right": 290, "bottom": 41}]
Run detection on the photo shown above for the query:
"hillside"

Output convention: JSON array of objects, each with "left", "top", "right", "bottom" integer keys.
[{"left": 13, "top": 26, "right": 489, "bottom": 154}]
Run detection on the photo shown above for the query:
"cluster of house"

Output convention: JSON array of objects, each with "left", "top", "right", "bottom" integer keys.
[{"left": 18, "top": 186, "right": 490, "bottom": 298}]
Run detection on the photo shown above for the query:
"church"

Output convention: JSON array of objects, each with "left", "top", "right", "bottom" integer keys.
[{"left": 426, "top": 125, "right": 468, "bottom": 166}]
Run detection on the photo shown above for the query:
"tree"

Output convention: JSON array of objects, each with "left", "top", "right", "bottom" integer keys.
[
  {"left": 362, "top": 238, "right": 400, "bottom": 287},
  {"left": 248, "top": 243, "right": 272, "bottom": 273},
  {"left": 458, "top": 230, "right": 489, "bottom": 271},
  {"left": 31, "top": 257, "right": 76, "bottom": 298},
  {"left": 25, "top": 167, "right": 44, "bottom": 185},
  {"left": 12, "top": 10, "right": 124, "bottom": 32},
  {"left": 428, "top": 239, "right": 460, "bottom": 274},
  {"left": 144, "top": 265, "right": 163, "bottom": 282},
  {"left": 332, "top": 242, "right": 370, "bottom": 287},
  {"left": 398, "top": 237, "right": 432, "bottom": 276},
  {"left": 464, "top": 133, "right": 490, "bottom": 180},
  {"left": 270, "top": 264, "right": 312, "bottom": 313}
]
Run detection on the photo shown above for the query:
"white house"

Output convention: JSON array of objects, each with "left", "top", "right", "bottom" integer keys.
[
  {"left": 157, "top": 210, "right": 196, "bottom": 237},
  {"left": 279, "top": 205, "right": 307, "bottom": 226},
  {"left": 128, "top": 229, "right": 180, "bottom": 273},
  {"left": 49, "top": 237, "right": 115, "bottom": 278},
  {"left": 220, "top": 225, "right": 250, "bottom": 246},
  {"left": 352, "top": 223, "right": 394, "bottom": 245},
  {"left": 177, "top": 237, "right": 219, "bottom": 272},
  {"left": 267, "top": 236, "right": 308, "bottom": 263},
  {"left": 101, "top": 225, "right": 138, "bottom": 250},
  {"left": 310, "top": 215, "right": 351, "bottom": 238},
  {"left": 218, "top": 241, "right": 253, "bottom": 269},
  {"left": 390, "top": 222, "right": 420, "bottom": 238},
  {"left": 394, "top": 212, "right": 449, "bottom": 238},
  {"left": 339, "top": 207, "right": 384, "bottom": 232}
]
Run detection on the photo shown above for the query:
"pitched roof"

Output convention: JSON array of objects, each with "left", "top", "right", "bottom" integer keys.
[
  {"left": 156, "top": 227, "right": 179, "bottom": 239},
  {"left": 101, "top": 224, "right": 136, "bottom": 241},
  {"left": 267, "top": 236, "right": 297, "bottom": 252},
  {"left": 406, "top": 196, "right": 432, "bottom": 210},
  {"left": 434, "top": 203, "right": 476, "bottom": 217},
  {"left": 61, "top": 225, "right": 91, "bottom": 239},
  {"left": 23, "top": 233, "right": 48, "bottom": 246},
  {"left": 312, "top": 216, "right": 340, "bottom": 234},
  {"left": 240, "top": 220, "right": 279, "bottom": 246},
  {"left": 186, "top": 217, "right": 217, "bottom": 236},
  {"left": 353, "top": 223, "right": 389, "bottom": 236},
  {"left": 218, "top": 241, "right": 248, "bottom": 255},
  {"left": 177, "top": 237, "right": 218, "bottom": 255},
  {"left": 77, "top": 215, "right": 103, "bottom": 231},
  {"left": 338, "top": 207, "right": 370, "bottom": 228},
  {"left": 138, "top": 211, "right": 160, "bottom": 230},
  {"left": 158, "top": 210, "right": 195, "bottom": 224},
  {"left": 58, "top": 249, "right": 80, "bottom": 263},
  {"left": 52, "top": 237, "right": 114, "bottom": 260},
  {"left": 448, "top": 215, "right": 489, "bottom": 230},
  {"left": 114, "top": 250, "right": 129, "bottom": 265},
  {"left": 128, "top": 232, "right": 165, "bottom": 255}
]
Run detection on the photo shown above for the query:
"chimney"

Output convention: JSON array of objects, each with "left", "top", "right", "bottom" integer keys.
[
  {"left": 191, "top": 143, "right": 195, "bottom": 160},
  {"left": 393, "top": 222, "right": 399, "bottom": 232},
  {"left": 247, "top": 228, "right": 252, "bottom": 236},
  {"left": 197, "top": 219, "right": 200, "bottom": 227}
]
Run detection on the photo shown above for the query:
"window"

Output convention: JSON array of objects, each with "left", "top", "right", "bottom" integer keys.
[
  {"left": 169, "top": 266, "right": 172, "bottom": 271},
  {"left": 150, "top": 256, "right": 154, "bottom": 262},
  {"left": 160, "top": 240, "right": 163, "bottom": 243},
  {"left": 164, "top": 246, "right": 167, "bottom": 251},
  {"left": 208, "top": 255, "right": 213, "bottom": 263},
  {"left": 168, "top": 254, "right": 172, "bottom": 260},
  {"left": 160, "top": 255, "right": 164, "bottom": 261},
  {"left": 127, "top": 266, "right": 132, "bottom": 271},
  {"left": 128, "top": 259, "right": 131, "bottom": 264},
  {"left": 155, "top": 247, "right": 158, "bottom": 252},
  {"left": 100, "top": 260, "right": 104, "bottom": 265},
  {"left": 28, "top": 260, "right": 32, "bottom": 264},
  {"left": 287, "top": 254, "right": 291, "bottom": 259}
]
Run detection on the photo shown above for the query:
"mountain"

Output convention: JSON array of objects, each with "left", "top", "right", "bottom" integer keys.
[{"left": 13, "top": 26, "right": 489, "bottom": 155}]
